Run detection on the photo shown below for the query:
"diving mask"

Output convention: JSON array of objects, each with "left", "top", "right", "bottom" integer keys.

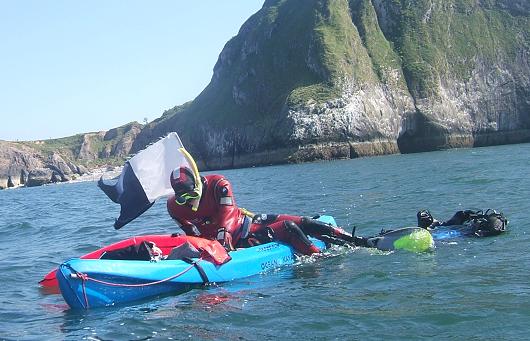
[{"left": 175, "top": 191, "right": 201, "bottom": 205}]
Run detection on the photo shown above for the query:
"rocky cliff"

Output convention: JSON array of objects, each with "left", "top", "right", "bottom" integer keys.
[
  {"left": 0, "top": 122, "right": 142, "bottom": 189},
  {"left": 132, "top": 0, "right": 529, "bottom": 170},
  {"left": 2, "top": 0, "right": 529, "bottom": 186}
]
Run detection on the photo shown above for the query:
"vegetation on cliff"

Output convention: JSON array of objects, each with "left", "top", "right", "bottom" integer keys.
[{"left": 19, "top": 122, "right": 142, "bottom": 166}]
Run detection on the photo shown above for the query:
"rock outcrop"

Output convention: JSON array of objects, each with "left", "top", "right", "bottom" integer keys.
[
  {"left": 104, "top": 123, "right": 142, "bottom": 157},
  {"left": 26, "top": 168, "right": 56, "bottom": 187},
  {"left": 0, "top": 141, "right": 45, "bottom": 188},
  {"left": 0, "top": 122, "right": 142, "bottom": 189}
]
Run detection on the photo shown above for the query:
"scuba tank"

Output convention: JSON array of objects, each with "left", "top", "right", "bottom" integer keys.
[{"left": 366, "top": 227, "right": 434, "bottom": 253}]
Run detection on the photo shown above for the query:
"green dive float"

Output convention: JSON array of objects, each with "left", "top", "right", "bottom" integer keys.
[
  {"left": 365, "top": 227, "right": 434, "bottom": 252},
  {"left": 49, "top": 216, "right": 433, "bottom": 309}
]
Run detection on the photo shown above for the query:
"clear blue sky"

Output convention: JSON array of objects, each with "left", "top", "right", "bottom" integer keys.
[{"left": 0, "top": 1, "right": 264, "bottom": 141}]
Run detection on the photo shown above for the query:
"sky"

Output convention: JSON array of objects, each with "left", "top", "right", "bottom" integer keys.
[{"left": 0, "top": 0, "right": 264, "bottom": 141}]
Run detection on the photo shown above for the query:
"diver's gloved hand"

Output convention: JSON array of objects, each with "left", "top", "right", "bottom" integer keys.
[
  {"left": 216, "top": 228, "right": 235, "bottom": 251},
  {"left": 428, "top": 219, "right": 441, "bottom": 229}
]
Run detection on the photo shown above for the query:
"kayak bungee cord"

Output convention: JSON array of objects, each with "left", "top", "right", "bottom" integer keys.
[{"left": 66, "top": 259, "right": 203, "bottom": 308}]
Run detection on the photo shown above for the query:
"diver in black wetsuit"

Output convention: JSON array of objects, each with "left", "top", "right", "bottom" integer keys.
[{"left": 417, "top": 209, "right": 508, "bottom": 237}]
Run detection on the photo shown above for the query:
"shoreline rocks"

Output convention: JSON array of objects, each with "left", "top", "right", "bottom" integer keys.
[
  {"left": 2, "top": 129, "right": 529, "bottom": 190},
  {"left": 193, "top": 130, "right": 530, "bottom": 171},
  {"left": 0, "top": 123, "right": 140, "bottom": 189}
]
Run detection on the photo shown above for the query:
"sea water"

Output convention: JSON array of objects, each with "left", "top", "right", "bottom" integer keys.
[{"left": 1, "top": 143, "right": 529, "bottom": 340}]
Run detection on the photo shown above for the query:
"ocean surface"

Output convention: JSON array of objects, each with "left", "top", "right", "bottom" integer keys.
[{"left": 1, "top": 143, "right": 529, "bottom": 340}]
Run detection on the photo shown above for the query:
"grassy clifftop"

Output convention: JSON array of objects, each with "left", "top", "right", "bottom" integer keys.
[{"left": 17, "top": 121, "right": 142, "bottom": 167}]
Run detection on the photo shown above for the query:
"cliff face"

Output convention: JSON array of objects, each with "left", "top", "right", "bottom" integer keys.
[
  {"left": 133, "top": 0, "right": 529, "bottom": 170},
  {"left": 371, "top": 0, "right": 530, "bottom": 152},
  {"left": 2, "top": 0, "right": 528, "bottom": 181},
  {"left": 0, "top": 122, "right": 142, "bottom": 189}
]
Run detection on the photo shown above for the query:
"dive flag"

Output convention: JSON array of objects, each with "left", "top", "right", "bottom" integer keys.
[{"left": 98, "top": 132, "right": 196, "bottom": 229}]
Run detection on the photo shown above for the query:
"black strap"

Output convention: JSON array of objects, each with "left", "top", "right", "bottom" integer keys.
[{"left": 182, "top": 258, "right": 209, "bottom": 284}]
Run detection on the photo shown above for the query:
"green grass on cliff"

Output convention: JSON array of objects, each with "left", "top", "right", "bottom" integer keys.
[
  {"left": 288, "top": 83, "right": 341, "bottom": 107},
  {"left": 22, "top": 134, "right": 84, "bottom": 159},
  {"left": 172, "top": 0, "right": 383, "bottom": 123},
  {"left": 20, "top": 122, "right": 141, "bottom": 166},
  {"left": 349, "top": 0, "right": 408, "bottom": 89},
  {"left": 289, "top": 0, "right": 379, "bottom": 106},
  {"left": 384, "top": 0, "right": 528, "bottom": 98},
  {"left": 178, "top": 0, "right": 326, "bottom": 125},
  {"left": 286, "top": 0, "right": 527, "bottom": 104}
]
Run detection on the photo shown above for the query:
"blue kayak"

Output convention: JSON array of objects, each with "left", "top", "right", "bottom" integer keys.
[{"left": 57, "top": 216, "right": 333, "bottom": 309}]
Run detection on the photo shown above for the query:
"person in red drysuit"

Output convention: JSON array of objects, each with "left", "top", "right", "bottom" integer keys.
[{"left": 167, "top": 167, "right": 365, "bottom": 255}]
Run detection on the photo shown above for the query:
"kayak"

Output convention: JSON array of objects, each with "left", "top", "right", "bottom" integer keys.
[
  {"left": 55, "top": 216, "right": 333, "bottom": 309},
  {"left": 58, "top": 236, "right": 328, "bottom": 309},
  {"left": 52, "top": 216, "right": 434, "bottom": 309}
]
